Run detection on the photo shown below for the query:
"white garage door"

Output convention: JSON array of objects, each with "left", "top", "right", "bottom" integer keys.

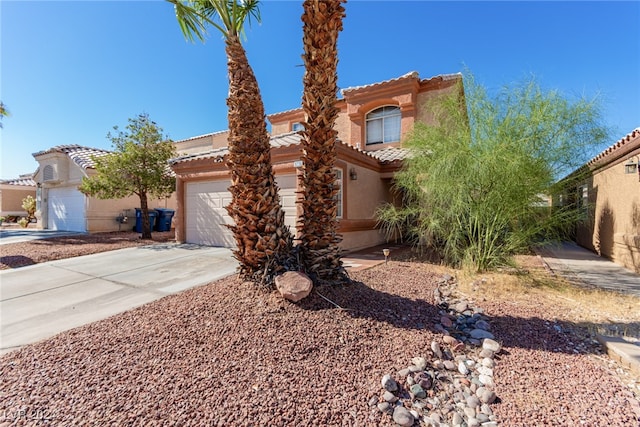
[
  {"left": 186, "top": 180, "right": 235, "bottom": 247},
  {"left": 185, "top": 175, "right": 297, "bottom": 247},
  {"left": 47, "top": 187, "right": 87, "bottom": 232}
]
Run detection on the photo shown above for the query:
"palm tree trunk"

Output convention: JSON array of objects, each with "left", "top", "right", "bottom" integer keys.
[
  {"left": 225, "top": 35, "right": 293, "bottom": 283},
  {"left": 299, "top": 0, "right": 347, "bottom": 283}
]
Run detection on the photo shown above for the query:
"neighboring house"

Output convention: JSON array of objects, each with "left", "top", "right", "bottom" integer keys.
[
  {"left": 32, "top": 145, "right": 176, "bottom": 232},
  {"left": 558, "top": 128, "right": 640, "bottom": 273},
  {"left": 170, "top": 71, "right": 463, "bottom": 252},
  {"left": 0, "top": 174, "right": 36, "bottom": 218}
]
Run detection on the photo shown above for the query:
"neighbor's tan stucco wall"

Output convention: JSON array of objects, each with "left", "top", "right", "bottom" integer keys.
[
  {"left": 34, "top": 155, "right": 178, "bottom": 233},
  {"left": 85, "top": 193, "right": 177, "bottom": 233},
  {"left": 576, "top": 145, "right": 640, "bottom": 273},
  {"left": 0, "top": 185, "right": 36, "bottom": 216}
]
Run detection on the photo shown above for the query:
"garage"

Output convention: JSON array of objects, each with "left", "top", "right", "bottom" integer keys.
[
  {"left": 185, "top": 175, "right": 298, "bottom": 247},
  {"left": 47, "top": 186, "right": 87, "bottom": 232}
]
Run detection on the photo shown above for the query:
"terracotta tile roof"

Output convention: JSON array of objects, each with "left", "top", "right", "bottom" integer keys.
[
  {"left": 32, "top": 144, "right": 111, "bottom": 170},
  {"left": 1, "top": 173, "right": 36, "bottom": 187},
  {"left": 587, "top": 127, "right": 640, "bottom": 168},
  {"left": 168, "top": 146, "right": 229, "bottom": 165},
  {"left": 367, "top": 147, "right": 411, "bottom": 163},
  {"left": 173, "top": 129, "right": 229, "bottom": 144},
  {"left": 170, "top": 131, "right": 409, "bottom": 167},
  {"left": 341, "top": 71, "right": 420, "bottom": 95}
]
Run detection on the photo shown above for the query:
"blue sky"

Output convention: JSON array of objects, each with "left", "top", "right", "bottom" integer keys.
[{"left": 1, "top": 0, "right": 639, "bottom": 180}]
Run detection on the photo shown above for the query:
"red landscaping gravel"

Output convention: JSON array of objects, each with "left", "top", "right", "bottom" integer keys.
[{"left": 1, "top": 259, "right": 639, "bottom": 426}]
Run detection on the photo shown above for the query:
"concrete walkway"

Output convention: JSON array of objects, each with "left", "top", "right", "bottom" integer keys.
[
  {"left": 536, "top": 241, "right": 640, "bottom": 298},
  {"left": 0, "top": 244, "right": 237, "bottom": 355},
  {"left": 536, "top": 241, "right": 640, "bottom": 376}
]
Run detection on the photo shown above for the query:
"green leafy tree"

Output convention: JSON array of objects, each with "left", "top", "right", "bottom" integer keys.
[
  {"left": 377, "top": 72, "right": 609, "bottom": 272},
  {"left": 79, "top": 113, "right": 176, "bottom": 239},
  {"left": 170, "top": 0, "right": 293, "bottom": 285}
]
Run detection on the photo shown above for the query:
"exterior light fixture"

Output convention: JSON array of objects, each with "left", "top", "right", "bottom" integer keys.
[
  {"left": 349, "top": 167, "right": 358, "bottom": 180},
  {"left": 624, "top": 157, "right": 638, "bottom": 175}
]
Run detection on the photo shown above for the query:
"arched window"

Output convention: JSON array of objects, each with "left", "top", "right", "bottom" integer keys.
[{"left": 366, "top": 106, "right": 401, "bottom": 145}]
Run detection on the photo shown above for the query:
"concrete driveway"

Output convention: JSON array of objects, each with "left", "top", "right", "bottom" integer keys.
[
  {"left": 0, "top": 228, "right": 88, "bottom": 245},
  {"left": 0, "top": 243, "right": 237, "bottom": 355}
]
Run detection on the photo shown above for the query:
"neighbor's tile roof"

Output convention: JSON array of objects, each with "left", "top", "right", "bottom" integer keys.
[
  {"left": 587, "top": 127, "right": 640, "bottom": 167},
  {"left": 169, "top": 132, "right": 409, "bottom": 166},
  {"left": 32, "top": 144, "right": 111, "bottom": 170},
  {"left": 1, "top": 174, "right": 36, "bottom": 186}
]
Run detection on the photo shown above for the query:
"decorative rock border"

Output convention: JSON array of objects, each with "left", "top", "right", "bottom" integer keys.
[{"left": 372, "top": 274, "right": 501, "bottom": 426}]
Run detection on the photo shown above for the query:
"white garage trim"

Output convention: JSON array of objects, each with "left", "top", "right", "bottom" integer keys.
[{"left": 47, "top": 186, "right": 87, "bottom": 232}]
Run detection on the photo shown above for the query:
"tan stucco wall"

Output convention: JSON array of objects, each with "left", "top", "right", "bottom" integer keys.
[
  {"left": 85, "top": 193, "right": 177, "bottom": 232},
  {"left": 0, "top": 185, "right": 36, "bottom": 216},
  {"left": 340, "top": 229, "right": 387, "bottom": 252},
  {"left": 416, "top": 86, "right": 458, "bottom": 126},
  {"left": 576, "top": 147, "right": 640, "bottom": 272},
  {"left": 174, "top": 131, "right": 230, "bottom": 155}
]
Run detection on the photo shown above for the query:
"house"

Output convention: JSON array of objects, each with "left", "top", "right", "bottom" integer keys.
[
  {"left": 170, "top": 71, "right": 463, "bottom": 252},
  {"left": 562, "top": 128, "right": 640, "bottom": 273},
  {"left": 0, "top": 174, "right": 36, "bottom": 220},
  {"left": 32, "top": 145, "right": 176, "bottom": 232}
]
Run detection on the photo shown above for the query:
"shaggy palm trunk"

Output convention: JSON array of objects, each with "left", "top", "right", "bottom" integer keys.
[
  {"left": 299, "top": 0, "right": 346, "bottom": 284},
  {"left": 225, "top": 35, "right": 293, "bottom": 284}
]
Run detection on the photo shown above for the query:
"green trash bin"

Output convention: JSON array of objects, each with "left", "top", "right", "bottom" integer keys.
[
  {"left": 154, "top": 208, "right": 175, "bottom": 232},
  {"left": 135, "top": 208, "right": 158, "bottom": 233}
]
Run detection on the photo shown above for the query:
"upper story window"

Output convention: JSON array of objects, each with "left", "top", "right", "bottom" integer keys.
[
  {"left": 292, "top": 122, "right": 304, "bottom": 132},
  {"left": 366, "top": 106, "right": 401, "bottom": 145}
]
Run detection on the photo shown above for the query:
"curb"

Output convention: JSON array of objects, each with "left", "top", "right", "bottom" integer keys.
[{"left": 596, "top": 334, "right": 640, "bottom": 377}]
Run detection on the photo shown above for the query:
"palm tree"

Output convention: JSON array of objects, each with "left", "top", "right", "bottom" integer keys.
[
  {"left": 0, "top": 102, "right": 10, "bottom": 129},
  {"left": 170, "top": 0, "right": 292, "bottom": 284},
  {"left": 298, "top": 0, "right": 347, "bottom": 283}
]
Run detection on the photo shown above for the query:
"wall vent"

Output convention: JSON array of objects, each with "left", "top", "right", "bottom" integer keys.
[{"left": 43, "top": 165, "right": 57, "bottom": 182}]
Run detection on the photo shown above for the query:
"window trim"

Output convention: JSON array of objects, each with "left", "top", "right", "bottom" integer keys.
[
  {"left": 365, "top": 105, "right": 401, "bottom": 145},
  {"left": 292, "top": 122, "right": 304, "bottom": 132}
]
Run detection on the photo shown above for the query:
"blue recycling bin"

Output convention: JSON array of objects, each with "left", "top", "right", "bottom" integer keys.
[
  {"left": 135, "top": 208, "right": 158, "bottom": 233},
  {"left": 154, "top": 208, "right": 175, "bottom": 232}
]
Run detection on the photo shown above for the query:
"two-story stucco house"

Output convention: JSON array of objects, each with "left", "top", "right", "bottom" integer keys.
[{"left": 169, "top": 71, "right": 463, "bottom": 252}]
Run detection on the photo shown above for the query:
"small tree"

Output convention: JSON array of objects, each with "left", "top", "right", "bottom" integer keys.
[
  {"left": 79, "top": 113, "right": 176, "bottom": 239},
  {"left": 19, "top": 195, "right": 36, "bottom": 227},
  {"left": 377, "top": 72, "right": 610, "bottom": 272}
]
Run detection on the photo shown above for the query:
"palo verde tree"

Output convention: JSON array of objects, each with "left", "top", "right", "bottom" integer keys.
[
  {"left": 170, "top": 0, "right": 293, "bottom": 285},
  {"left": 377, "top": 72, "right": 610, "bottom": 272},
  {"left": 298, "top": 0, "right": 347, "bottom": 284},
  {"left": 79, "top": 113, "right": 176, "bottom": 239}
]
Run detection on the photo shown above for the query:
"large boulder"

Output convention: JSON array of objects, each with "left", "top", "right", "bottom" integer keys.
[{"left": 275, "top": 271, "right": 313, "bottom": 302}]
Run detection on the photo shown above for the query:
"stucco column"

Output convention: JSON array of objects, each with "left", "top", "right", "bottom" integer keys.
[{"left": 175, "top": 176, "right": 185, "bottom": 243}]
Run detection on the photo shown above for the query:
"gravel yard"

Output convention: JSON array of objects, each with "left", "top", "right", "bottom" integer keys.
[{"left": 1, "top": 233, "right": 639, "bottom": 425}]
